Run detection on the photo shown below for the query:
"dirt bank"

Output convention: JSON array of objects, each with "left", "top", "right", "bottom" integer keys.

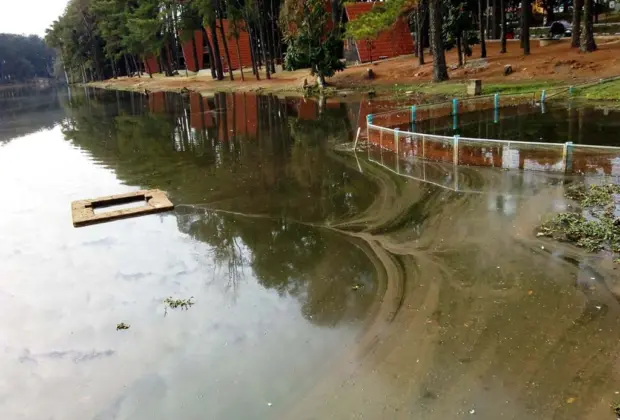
[{"left": 89, "top": 38, "right": 620, "bottom": 99}]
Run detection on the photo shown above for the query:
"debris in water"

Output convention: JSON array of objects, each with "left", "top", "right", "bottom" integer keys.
[
  {"left": 164, "top": 297, "right": 195, "bottom": 315},
  {"left": 267, "top": 402, "right": 273, "bottom": 407},
  {"left": 566, "top": 397, "right": 576, "bottom": 404},
  {"left": 72, "top": 189, "right": 174, "bottom": 227},
  {"left": 116, "top": 322, "right": 130, "bottom": 330},
  {"left": 528, "top": 290, "right": 534, "bottom": 296},
  {"left": 352, "top": 284, "right": 362, "bottom": 291},
  {"left": 469, "top": 408, "right": 476, "bottom": 414}
]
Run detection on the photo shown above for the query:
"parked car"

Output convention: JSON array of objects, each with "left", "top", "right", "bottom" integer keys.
[{"left": 549, "top": 20, "right": 572, "bottom": 38}]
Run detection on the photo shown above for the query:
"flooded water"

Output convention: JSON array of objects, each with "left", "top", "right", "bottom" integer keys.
[
  {"left": 418, "top": 102, "right": 620, "bottom": 146},
  {"left": 1, "top": 87, "right": 620, "bottom": 420}
]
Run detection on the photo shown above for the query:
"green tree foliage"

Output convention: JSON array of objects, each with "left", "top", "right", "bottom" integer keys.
[
  {"left": 91, "top": 0, "right": 129, "bottom": 77},
  {"left": 126, "top": 0, "right": 165, "bottom": 76},
  {"left": 442, "top": 0, "right": 479, "bottom": 66},
  {"left": 345, "top": 3, "right": 396, "bottom": 63},
  {"left": 281, "top": 0, "right": 345, "bottom": 87},
  {"left": 0, "top": 34, "right": 54, "bottom": 83}
]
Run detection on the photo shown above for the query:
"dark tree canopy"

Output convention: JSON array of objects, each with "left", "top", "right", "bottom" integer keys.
[{"left": 0, "top": 34, "right": 55, "bottom": 84}]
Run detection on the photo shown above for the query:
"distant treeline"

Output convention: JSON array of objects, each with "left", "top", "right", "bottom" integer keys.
[{"left": 0, "top": 34, "right": 55, "bottom": 84}]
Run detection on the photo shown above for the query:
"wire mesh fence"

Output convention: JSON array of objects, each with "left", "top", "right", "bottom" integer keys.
[
  {"left": 362, "top": 91, "right": 620, "bottom": 176},
  {"left": 370, "top": 92, "right": 538, "bottom": 131},
  {"left": 366, "top": 124, "right": 620, "bottom": 176}
]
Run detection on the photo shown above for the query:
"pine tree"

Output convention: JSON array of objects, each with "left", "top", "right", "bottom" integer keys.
[{"left": 581, "top": 0, "right": 597, "bottom": 52}]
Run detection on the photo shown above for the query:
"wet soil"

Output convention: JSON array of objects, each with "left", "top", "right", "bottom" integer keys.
[{"left": 89, "top": 39, "right": 620, "bottom": 97}]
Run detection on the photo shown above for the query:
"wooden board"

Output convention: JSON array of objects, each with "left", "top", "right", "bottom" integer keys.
[{"left": 71, "top": 189, "right": 174, "bottom": 227}]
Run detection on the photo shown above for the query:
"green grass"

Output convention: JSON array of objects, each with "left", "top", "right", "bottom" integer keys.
[
  {"left": 573, "top": 79, "right": 620, "bottom": 101},
  {"left": 370, "top": 78, "right": 620, "bottom": 102},
  {"left": 368, "top": 80, "right": 566, "bottom": 101}
]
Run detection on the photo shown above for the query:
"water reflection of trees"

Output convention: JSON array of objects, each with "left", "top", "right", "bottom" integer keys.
[
  {"left": 61, "top": 89, "right": 376, "bottom": 222},
  {"left": 176, "top": 207, "right": 377, "bottom": 326},
  {"left": 60, "top": 89, "right": 380, "bottom": 327},
  {"left": 0, "top": 87, "right": 65, "bottom": 142}
]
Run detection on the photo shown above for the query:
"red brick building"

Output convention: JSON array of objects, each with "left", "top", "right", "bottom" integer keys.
[
  {"left": 181, "top": 30, "right": 205, "bottom": 72},
  {"left": 205, "top": 20, "right": 253, "bottom": 71},
  {"left": 344, "top": 3, "right": 414, "bottom": 63}
]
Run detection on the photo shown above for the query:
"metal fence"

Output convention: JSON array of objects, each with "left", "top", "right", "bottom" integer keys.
[{"left": 364, "top": 93, "right": 620, "bottom": 176}]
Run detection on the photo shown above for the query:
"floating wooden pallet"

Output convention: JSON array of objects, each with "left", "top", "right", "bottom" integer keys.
[{"left": 71, "top": 189, "right": 174, "bottom": 227}]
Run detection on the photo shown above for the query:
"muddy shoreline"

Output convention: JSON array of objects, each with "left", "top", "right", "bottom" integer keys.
[{"left": 86, "top": 39, "right": 620, "bottom": 101}]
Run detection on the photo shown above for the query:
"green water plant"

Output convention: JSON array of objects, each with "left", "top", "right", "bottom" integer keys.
[
  {"left": 164, "top": 296, "right": 195, "bottom": 314},
  {"left": 539, "top": 183, "right": 620, "bottom": 257}
]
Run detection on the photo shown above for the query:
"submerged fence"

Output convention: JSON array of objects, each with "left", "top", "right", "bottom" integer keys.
[{"left": 364, "top": 93, "right": 620, "bottom": 176}]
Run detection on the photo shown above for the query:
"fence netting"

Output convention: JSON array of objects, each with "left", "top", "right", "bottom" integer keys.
[{"left": 363, "top": 93, "right": 620, "bottom": 176}]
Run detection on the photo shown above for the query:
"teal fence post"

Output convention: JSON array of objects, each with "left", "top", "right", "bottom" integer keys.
[
  {"left": 452, "top": 98, "right": 458, "bottom": 131},
  {"left": 394, "top": 128, "right": 400, "bottom": 172},
  {"left": 410, "top": 105, "right": 417, "bottom": 132},
  {"left": 453, "top": 134, "right": 460, "bottom": 165},
  {"left": 394, "top": 128, "right": 400, "bottom": 154},
  {"left": 541, "top": 89, "right": 546, "bottom": 103},
  {"left": 367, "top": 114, "right": 373, "bottom": 125},
  {"left": 569, "top": 86, "right": 574, "bottom": 97},
  {"left": 563, "top": 142, "right": 573, "bottom": 174},
  {"left": 494, "top": 93, "right": 500, "bottom": 109}
]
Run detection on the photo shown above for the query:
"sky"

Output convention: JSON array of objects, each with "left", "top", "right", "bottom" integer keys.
[{"left": 1, "top": 0, "right": 69, "bottom": 37}]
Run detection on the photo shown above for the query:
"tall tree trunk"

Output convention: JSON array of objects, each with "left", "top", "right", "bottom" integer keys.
[
  {"left": 248, "top": 25, "right": 261, "bottom": 79},
  {"left": 258, "top": 13, "right": 271, "bottom": 79},
  {"left": 269, "top": 0, "right": 279, "bottom": 70},
  {"left": 209, "top": 22, "right": 224, "bottom": 80},
  {"left": 581, "top": 0, "right": 597, "bottom": 52},
  {"left": 144, "top": 56, "right": 153, "bottom": 78},
  {"left": 457, "top": 34, "right": 463, "bottom": 67},
  {"left": 202, "top": 27, "right": 218, "bottom": 79},
  {"left": 161, "top": 47, "right": 174, "bottom": 76},
  {"left": 492, "top": 0, "right": 500, "bottom": 38},
  {"left": 521, "top": 0, "right": 531, "bottom": 55},
  {"left": 414, "top": 9, "right": 418, "bottom": 57},
  {"left": 417, "top": 0, "right": 426, "bottom": 65},
  {"left": 571, "top": 0, "right": 582, "bottom": 47},
  {"left": 500, "top": 0, "right": 507, "bottom": 53},
  {"left": 124, "top": 54, "right": 131, "bottom": 76},
  {"left": 170, "top": 1, "right": 182, "bottom": 71},
  {"left": 235, "top": 38, "right": 245, "bottom": 81},
  {"left": 216, "top": 7, "right": 234, "bottom": 80},
  {"left": 132, "top": 55, "right": 141, "bottom": 77},
  {"left": 594, "top": 0, "right": 599, "bottom": 23},
  {"left": 429, "top": 0, "right": 449, "bottom": 81},
  {"left": 479, "top": 0, "right": 487, "bottom": 58},
  {"left": 267, "top": 2, "right": 277, "bottom": 74},
  {"left": 544, "top": 4, "right": 555, "bottom": 25},
  {"left": 191, "top": 33, "right": 200, "bottom": 72}
]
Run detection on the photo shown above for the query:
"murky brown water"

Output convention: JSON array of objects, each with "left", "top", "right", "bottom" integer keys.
[{"left": 1, "top": 88, "right": 620, "bottom": 420}]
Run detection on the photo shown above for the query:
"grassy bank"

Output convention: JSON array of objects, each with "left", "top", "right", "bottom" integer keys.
[{"left": 352, "top": 79, "right": 620, "bottom": 102}]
